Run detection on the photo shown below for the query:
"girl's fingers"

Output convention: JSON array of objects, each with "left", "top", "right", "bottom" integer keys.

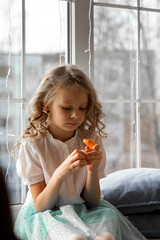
[
  {"left": 86, "top": 151, "right": 102, "bottom": 159},
  {"left": 69, "top": 149, "right": 86, "bottom": 161},
  {"left": 71, "top": 149, "right": 78, "bottom": 156},
  {"left": 71, "top": 149, "right": 86, "bottom": 157},
  {"left": 92, "top": 144, "right": 100, "bottom": 150},
  {"left": 69, "top": 150, "right": 87, "bottom": 168},
  {"left": 73, "top": 159, "right": 87, "bottom": 168},
  {"left": 85, "top": 146, "right": 91, "bottom": 152}
]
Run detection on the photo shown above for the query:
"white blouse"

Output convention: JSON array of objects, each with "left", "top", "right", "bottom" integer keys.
[{"left": 16, "top": 129, "right": 106, "bottom": 207}]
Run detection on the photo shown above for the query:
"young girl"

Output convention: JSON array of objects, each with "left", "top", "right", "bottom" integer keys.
[{"left": 13, "top": 65, "right": 146, "bottom": 240}]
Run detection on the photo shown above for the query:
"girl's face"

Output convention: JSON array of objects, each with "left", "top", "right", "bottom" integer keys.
[{"left": 47, "top": 85, "right": 88, "bottom": 141}]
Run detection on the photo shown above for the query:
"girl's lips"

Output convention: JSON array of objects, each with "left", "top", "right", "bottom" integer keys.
[{"left": 67, "top": 122, "right": 79, "bottom": 126}]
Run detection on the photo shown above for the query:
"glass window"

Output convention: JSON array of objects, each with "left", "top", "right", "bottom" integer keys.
[
  {"left": 0, "top": 0, "right": 67, "bottom": 204},
  {"left": 103, "top": 103, "right": 136, "bottom": 174},
  {"left": 93, "top": 2, "right": 160, "bottom": 173},
  {"left": 94, "top": 0, "right": 137, "bottom": 6},
  {"left": 140, "top": 0, "right": 160, "bottom": 9},
  {"left": 141, "top": 103, "right": 160, "bottom": 167},
  {"left": 1, "top": 0, "right": 160, "bottom": 205},
  {"left": 0, "top": 102, "right": 22, "bottom": 203},
  {"left": 94, "top": 6, "right": 137, "bottom": 100},
  {"left": 0, "top": 0, "right": 21, "bottom": 100},
  {"left": 25, "top": 0, "right": 67, "bottom": 99},
  {"left": 140, "top": 11, "right": 160, "bottom": 99}
]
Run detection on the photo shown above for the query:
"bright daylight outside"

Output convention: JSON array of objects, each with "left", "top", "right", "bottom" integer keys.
[
  {"left": 94, "top": 0, "right": 160, "bottom": 173},
  {"left": 0, "top": 0, "right": 160, "bottom": 207},
  {"left": 0, "top": 0, "right": 66, "bottom": 204}
]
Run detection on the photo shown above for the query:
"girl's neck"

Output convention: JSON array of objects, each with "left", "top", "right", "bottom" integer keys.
[{"left": 48, "top": 126, "right": 76, "bottom": 142}]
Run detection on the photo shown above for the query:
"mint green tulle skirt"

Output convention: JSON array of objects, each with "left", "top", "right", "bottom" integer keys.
[{"left": 14, "top": 199, "right": 146, "bottom": 240}]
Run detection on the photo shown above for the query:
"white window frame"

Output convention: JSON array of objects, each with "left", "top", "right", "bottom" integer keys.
[{"left": 67, "top": 0, "right": 93, "bottom": 77}]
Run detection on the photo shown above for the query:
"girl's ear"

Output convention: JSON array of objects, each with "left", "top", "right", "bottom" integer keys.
[
  {"left": 43, "top": 105, "right": 50, "bottom": 114},
  {"left": 45, "top": 106, "right": 50, "bottom": 111}
]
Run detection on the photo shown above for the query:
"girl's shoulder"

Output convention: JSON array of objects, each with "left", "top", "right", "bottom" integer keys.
[{"left": 20, "top": 133, "right": 48, "bottom": 151}]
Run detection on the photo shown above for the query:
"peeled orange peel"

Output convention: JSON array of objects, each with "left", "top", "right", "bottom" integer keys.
[{"left": 83, "top": 138, "right": 95, "bottom": 151}]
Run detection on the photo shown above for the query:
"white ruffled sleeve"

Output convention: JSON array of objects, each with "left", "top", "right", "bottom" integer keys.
[{"left": 16, "top": 140, "right": 44, "bottom": 185}]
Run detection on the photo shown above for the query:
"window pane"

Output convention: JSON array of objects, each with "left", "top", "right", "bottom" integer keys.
[
  {"left": 0, "top": 0, "right": 21, "bottom": 99},
  {"left": 141, "top": 0, "right": 160, "bottom": 9},
  {"left": 0, "top": 102, "right": 24, "bottom": 204},
  {"left": 141, "top": 103, "right": 160, "bottom": 168},
  {"left": 94, "top": 6, "right": 137, "bottom": 100},
  {"left": 140, "top": 11, "right": 160, "bottom": 99},
  {"left": 102, "top": 103, "right": 136, "bottom": 174},
  {"left": 0, "top": 0, "right": 67, "bottom": 205},
  {"left": 26, "top": 0, "right": 67, "bottom": 99},
  {"left": 94, "top": 0, "right": 137, "bottom": 6}
]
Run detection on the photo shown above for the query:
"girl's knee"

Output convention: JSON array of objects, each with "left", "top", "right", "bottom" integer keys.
[
  {"left": 94, "top": 232, "right": 114, "bottom": 240},
  {"left": 68, "top": 234, "right": 87, "bottom": 240}
]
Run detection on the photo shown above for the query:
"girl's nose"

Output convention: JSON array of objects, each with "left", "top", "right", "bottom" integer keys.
[{"left": 71, "top": 109, "right": 79, "bottom": 119}]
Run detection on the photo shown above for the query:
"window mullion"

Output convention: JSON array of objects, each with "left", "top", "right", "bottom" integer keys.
[
  {"left": 71, "top": 0, "right": 93, "bottom": 77},
  {"left": 66, "top": 0, "right": 72, "bottom": 64},
  {"left": 136, "top": 0, "right": 141, "bottom": 168},
  {"left": 21, "top": 0, "right": 26, "bottom": 100},
  {"left": 21, "top": 0, "right": 27, "bottom": 203}
]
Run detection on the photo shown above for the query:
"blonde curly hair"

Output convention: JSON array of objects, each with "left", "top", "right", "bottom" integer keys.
[{"left": 13, "top": 64, "right": 107, "bottom": 159}]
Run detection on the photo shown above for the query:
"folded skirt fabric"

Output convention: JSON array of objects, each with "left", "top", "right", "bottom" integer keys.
[{"left": 14, "top": 199, "right": 147, "bottom": 240}]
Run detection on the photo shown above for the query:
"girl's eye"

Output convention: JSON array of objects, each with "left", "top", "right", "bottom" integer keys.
[
  {"left": 62, "top": 106, "right": 71, "bottom": 110},
  {"left": 80, "top": 105, "right": 88, "bottom": 110},
  {"left": 80, "top": 107, "right": 87, "bottom": 111},
  {"left": 61, "top": 106, "right": 88, "bottom": 111}
]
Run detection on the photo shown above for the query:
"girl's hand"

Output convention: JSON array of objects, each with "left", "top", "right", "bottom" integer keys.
[
  {"left": 85, "top": 144, "right": 102, "bottom": 172},
  {"left": 56, "top": 149, "right": 87, "bottom": 180}
]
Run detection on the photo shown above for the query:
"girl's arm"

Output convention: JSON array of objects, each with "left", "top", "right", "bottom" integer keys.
[
  {"left": 30, "top": 169, "right": 63, "bottom": 212},
  {"left": 30, "top": 149, "right": 87, "bottom": 212},
  {"left": 81, "top": 144, "right": 102, "bottom": 209}
]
